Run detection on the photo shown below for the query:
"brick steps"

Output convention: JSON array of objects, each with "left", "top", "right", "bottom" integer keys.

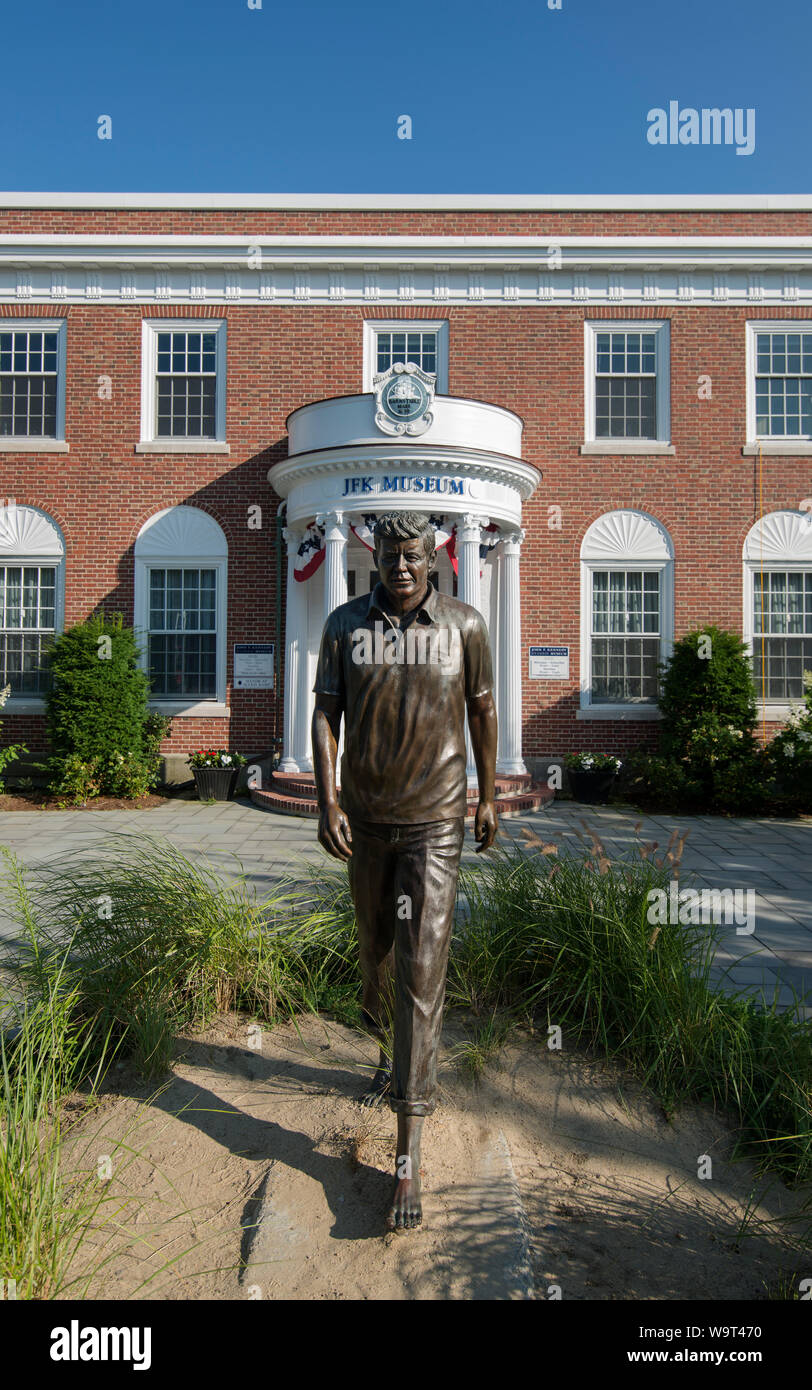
[{"left": 250, "top": 770, "right": 553, "bottom": 819}]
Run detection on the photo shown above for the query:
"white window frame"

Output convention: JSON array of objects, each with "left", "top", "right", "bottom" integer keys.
[
  {"left": 0, "top": 505, "right": 66, "bottom": 713},
  {"left": 582, "top": 320, "right": 672, "bottom": 453},
  {"left": 138, "top": 319, "right": 228, "bottom": 452},
  {"left": 745, "top": 321, "right": 812, "bottom": 452},
  {"left": 579, "top": 510, "right": 674, "bottom": 719},
  {"left": 742, "top": 509, "right": 812, "bottom": 719},
  {"left": 0, "top": 320, "right": 68, "bottom": 452},
  {"left": 134, "top": 507, "right": 229, "bottom": 716},
  {"left": 363, "top": 319, "right": 449, "bottom": 393}
]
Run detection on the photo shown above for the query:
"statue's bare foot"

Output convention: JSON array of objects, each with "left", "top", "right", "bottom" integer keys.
[
  {"left": 358, "top": 1064, "right": 391, "bottom": 1107},
  {"left": 387, "top": 1120, "right": 423, "bottom": 1231}
]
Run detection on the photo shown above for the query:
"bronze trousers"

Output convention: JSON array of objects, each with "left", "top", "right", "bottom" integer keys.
[{"left": 347, "top": 817, "right": 465, "bottom": 1116}]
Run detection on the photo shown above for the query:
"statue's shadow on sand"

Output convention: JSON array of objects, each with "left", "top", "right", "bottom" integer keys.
[{"left": 145, "top": 1039, "right": 393, "bottom": 1244}]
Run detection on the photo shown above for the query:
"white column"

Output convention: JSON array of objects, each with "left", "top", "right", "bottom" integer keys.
[
  {"left": 496, "top": 529, "right": 527, "bottom": 776},
  {"left": 317, "top": 509, "right": 349, "bottom": 616},
  {"left": 279, "top": 527, "right": 305, "bottom": 774},
  {"left": 456, "top": 513, "right": 489, "bottom": 785}
]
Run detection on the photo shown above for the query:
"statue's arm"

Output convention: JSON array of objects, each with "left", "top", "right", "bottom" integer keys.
[
  {"left": 312, "top": 694, "right": 353, "bottom": 861},
  {"left": 467, "top": 690, "right": 498, "bottom": 852}
]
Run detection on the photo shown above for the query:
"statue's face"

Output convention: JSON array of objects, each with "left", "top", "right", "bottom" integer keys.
[{"left": 375, "top": 534, "right": 436, "bottom": 605}]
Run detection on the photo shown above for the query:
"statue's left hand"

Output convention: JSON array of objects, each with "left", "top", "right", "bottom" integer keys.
[{"left": 474, "top": 799, "right": 498, "bottom": 853}]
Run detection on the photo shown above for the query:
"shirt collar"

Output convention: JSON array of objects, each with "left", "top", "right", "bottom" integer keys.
[{"left": 366, "top": 581, "right": 439, "bottom": 624}]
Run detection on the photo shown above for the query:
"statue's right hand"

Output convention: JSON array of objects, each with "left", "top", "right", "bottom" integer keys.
[{"left": 318, "top": 805, "right": 353, "bottom": 861}]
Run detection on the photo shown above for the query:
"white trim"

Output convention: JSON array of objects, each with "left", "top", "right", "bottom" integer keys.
[
  {"left": 584, "top": 320, "right": 671, "bottom": 446},
  {"left": 745, "top": 320, "right": 812, "bottom": 445},
  {"left": 0, "top": 505, "right": 66, "bottom": 708},
  {"left": 134, "top": 506, "right": 228, "bottom": 711},
  {"left": 2, "top": 192, "right": 812, "bottom": 209},
  {"left": 579, "top": 510, "right": 674, "bottom": 714},
  {"left": 362, "top": 319, "right": 449, "bottom": 392},
  {"left": 742, "top": 510, "right": 812, "bottom": 710},
  {"left": 0, "top": 318, "right": 67, "bottom": 442},
  {"left": 139, "top": 319, "right": 227, "bottom": 444}
]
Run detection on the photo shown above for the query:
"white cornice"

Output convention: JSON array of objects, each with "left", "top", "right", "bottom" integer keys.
[
  {"left": 269, "top": 446, "right": 541, "bottom": 501},
  {"left": 4, "top": 235, "right": 812, "bottom": 305},
  {"left": 1, "top": 192, "right": 812, "bottom": 210}
]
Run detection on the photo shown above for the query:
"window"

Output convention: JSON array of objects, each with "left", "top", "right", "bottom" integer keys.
[
  {"left": 0, "top": 564, "right": 57, "bottom": 694},
  {"left": 743, "top": 512, "right": 812, "bottom": 710},
  {"left": 148, "top": 567, "right": 217, "bottom": 698},
  {"left": 134, "top": 506, "right": 228, "bottom": 714},
  {"left": 0, "top": 504, "right": 65, "bottom": 704},
  {"left": 753, "top": 571, "right": 812, "bottom": 701},
  {"left": 748, "top": 326, "right": 812, "bottom": 440},
  {"left": 0, "top": 322, "right": 66, "bottom": 442},
  {"left": 363, "top": 320, "right": 449, "bottom": 392},
  {"left": 579, "top": 510, "right": 674, "bottom": 717},
  {"left": 584, "top": 321, "right": 670, "bottom": 446},
  {"left": 140, "top": 321, "right": 226, "bottom": 446},
  {"left": 591, "top": 570, "right": 660, "bottom": 702}
]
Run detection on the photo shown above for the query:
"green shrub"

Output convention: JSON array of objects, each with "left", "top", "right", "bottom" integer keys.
[
  {"left": 0, "top": 682, "right": 28, "bottom": 793},
  {"left": 44, "top": 615, "right": 171, "bottom": 798},
  {"left": 766, "top": 672, "right": 812, "bottom": 812},
  {"left": 660, "top": 626, "right": 757, "bottom": 761},
  {"left": 620, "top": 751, "right": 704, "bottom": 811}
]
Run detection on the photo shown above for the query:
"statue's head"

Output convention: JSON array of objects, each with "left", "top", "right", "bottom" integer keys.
[{"left": 373, "top": 512, "right": 436, "bottom": 604}]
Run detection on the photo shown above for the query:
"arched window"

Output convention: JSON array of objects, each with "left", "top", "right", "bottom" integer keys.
[
  {"left": 743, "top": 510, "right": 812, "bottom": 712},
  {"left": 579, "top": 510, "right": 674, "bottom": 717},
  {"left": 134, "top": 506, "right": 228, "bottom": 715},
  {"left": 0, "top": 503, "right": 65, "bottom": 705}
]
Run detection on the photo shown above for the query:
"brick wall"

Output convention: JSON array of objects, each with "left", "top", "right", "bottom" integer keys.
[{"left": 2, "top": 207, "right": 810, "bottom": 761}]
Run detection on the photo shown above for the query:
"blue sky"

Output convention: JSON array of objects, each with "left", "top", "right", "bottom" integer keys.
[{"left": 2, "top": 0, "right": 810, "bottom": 194}]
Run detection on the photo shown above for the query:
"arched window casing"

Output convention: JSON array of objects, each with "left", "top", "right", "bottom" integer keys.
[
  {"left": 742, "top": 509, "right": 812, "bottom": 717},
  {"left": 579, "top": 510, "right": 674, "bottom": 719},
  {"left": 134, "top": 506, "right": 229, "bottom": 716},
  {"left": 0, "top": 503, "right": 65, "bottom": 711}
]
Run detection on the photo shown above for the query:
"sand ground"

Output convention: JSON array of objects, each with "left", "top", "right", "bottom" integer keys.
[{"left": 59, "top": 1011, "right": 809, "bottom": 1301}]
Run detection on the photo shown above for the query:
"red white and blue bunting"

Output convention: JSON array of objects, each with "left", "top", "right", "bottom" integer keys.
[
  {"left": 446, "top": 522, "right": 501, "bottom": 577},
  {"left": 293, "top": 523, "right": 325, "bottom": 582}
]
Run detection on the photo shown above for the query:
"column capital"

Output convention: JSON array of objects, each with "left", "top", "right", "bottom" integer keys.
[
  {"left": 500, "top": 528, "right": 526, "bottom": 553},
  {"left": 282, "top": 526, "right": 301, "bottom": 551},
  {"left": 457, "top": 512, "right": 490, "bottom": 542},
  {"left": 316, "top": 509, "right": 348, "bottom": 540}
]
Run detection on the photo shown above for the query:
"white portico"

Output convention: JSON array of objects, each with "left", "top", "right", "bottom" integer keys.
[{"left": 268, "top": 386, "right": 540, "bottom": 781}]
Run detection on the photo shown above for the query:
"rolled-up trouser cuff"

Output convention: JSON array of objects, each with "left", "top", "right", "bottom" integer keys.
[{"left": 389, "top": 1096, "right": 435, "bottom": 1116}]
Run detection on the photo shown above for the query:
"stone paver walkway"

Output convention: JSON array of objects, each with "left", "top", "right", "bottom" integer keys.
[{"left": 1, "top": 797, "right": 810, "bottom": 1016}]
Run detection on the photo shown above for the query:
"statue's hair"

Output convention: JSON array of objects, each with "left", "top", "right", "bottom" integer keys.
[{"left": 373, "top": 512, "right": 436, "bottom": 558}]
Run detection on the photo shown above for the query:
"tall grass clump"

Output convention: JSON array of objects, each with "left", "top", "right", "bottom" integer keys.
[
  {"left": 451, "top": 824, "right": 812, "bottom": 1185},
  {"left": 2, "top": 833, "right": 359, "bottom": 1065}
]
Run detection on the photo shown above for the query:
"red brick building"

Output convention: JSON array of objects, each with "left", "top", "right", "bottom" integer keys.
[{"left": 1, "top": 193, "right": 811, "bottom": 803}]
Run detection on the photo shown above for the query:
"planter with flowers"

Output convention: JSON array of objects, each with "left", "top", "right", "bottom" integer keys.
[
  {"left": 188, "top": 748, "right": 247, "bottom": 801},
  {"left": 565, "top": 752, "right": 622, "bottom": 805}
]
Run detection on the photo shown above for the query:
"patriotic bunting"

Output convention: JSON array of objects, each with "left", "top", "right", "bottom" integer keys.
[
  {"left": 446, "top": 522, "right": 501, "bottom": 577},
  {"left": 293, "top": 523, "right": 325, "bottom": 581}
]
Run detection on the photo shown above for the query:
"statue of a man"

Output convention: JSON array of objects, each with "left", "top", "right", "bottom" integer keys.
[{"left": 311, "top": 511, "right": 498, "bottom": 1231}]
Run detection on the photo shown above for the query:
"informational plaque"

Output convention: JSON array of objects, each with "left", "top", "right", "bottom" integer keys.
[
  {"left": 529, "top": 645, "right": 570, "bottom": 680},
  {"left": 233, "top": 643, "right": 275, "bottom": 689}
]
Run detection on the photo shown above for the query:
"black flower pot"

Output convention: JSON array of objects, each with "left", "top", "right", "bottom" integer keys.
[
  {"left": 192, "top": 766, "right": 238, "bottom": 801},
  {"left": 569, "top": 768, "right": 617, "bottom": 805}
]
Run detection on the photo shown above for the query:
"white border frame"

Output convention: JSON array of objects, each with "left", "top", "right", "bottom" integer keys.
[
  {"left": 0, "top": 507, "right": 66, "bottom": 713},
  {"left": 0, "top": 319, "right": 67, "bottom": 450},
  {"left": 583, "top": 320, "right": 671, "bottom": 449},
  {"left": 139, "top": 319, "right": 227, "bottom": 448},
  {"left": 363, "top": 319, "right": 449, "bottom": 393},
  {"left": 742, "top": 560, "right": 811, "bottom": 721},
  {"left": 745, "top": 320, "right": 812, "bottom": 448}
]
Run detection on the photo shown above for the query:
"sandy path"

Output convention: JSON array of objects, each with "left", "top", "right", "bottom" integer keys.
[{"left": 60, "top": 1012, "right": 808, "bottom": 1301}]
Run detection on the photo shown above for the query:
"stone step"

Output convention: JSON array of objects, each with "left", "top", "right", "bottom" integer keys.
[
  {"left": 250, "top": 784, "right": 553, "bottom": 820},
  {"left": 270, "top": 769, "right": 534, "bottom": 798}
]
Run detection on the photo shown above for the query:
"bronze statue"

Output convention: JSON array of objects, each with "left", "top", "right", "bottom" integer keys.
[{"left": 312, "top": 511, "right": 498, "bottom": 1231}]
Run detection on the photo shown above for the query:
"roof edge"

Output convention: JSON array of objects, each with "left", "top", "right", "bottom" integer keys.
[{"left": 2, "top": 192, "right": 812, "bottom": 211}]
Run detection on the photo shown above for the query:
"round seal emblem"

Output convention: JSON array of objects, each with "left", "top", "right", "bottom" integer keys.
[{"left": 380, "top": 368, "right": 430, "bottom": 424}]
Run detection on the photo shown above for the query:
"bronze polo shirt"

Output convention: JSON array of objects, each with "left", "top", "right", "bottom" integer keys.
[{"left": 313, "top": 582, "right": 494, "bottom": 823}]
